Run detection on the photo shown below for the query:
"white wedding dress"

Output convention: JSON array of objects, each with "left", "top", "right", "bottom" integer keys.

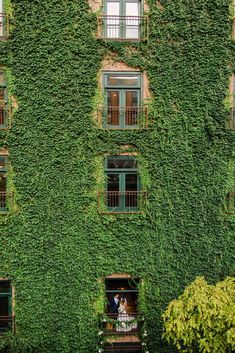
[{"left": 116, "top": 304, "right": 137, "bottom": 332}]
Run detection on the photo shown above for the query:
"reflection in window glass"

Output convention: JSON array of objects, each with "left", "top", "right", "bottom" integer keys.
[
  {"left": 107, "top": 157, "right": 137, "bottom": 169},
  {"left": 107, "top": 76, "right": 139, "bottom": 87}
]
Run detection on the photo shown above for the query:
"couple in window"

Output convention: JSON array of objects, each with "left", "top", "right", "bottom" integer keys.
[{"left": 110, "top": 293, "right": 137, "bottom": 332}]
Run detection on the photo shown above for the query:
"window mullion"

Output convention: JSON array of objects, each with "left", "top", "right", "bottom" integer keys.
[{"left": 120, "top": 173, "right": 125, "bottom": 210}]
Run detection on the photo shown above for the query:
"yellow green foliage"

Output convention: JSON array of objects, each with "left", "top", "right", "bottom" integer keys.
[{"left": 162, "top": 277, "right": 235, "bottom": 353}]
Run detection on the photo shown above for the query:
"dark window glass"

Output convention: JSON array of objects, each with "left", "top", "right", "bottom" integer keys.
[
  {"left": 0, "top": 281, "right": 10, "bottom": 293},
  {"left": 0, "top": 156, "right": 6, "bottom": 171},
  {"left": 107, "top": 158, "right": 137, "bottom": 169}
]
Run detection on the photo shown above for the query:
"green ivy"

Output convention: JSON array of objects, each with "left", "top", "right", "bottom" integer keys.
[{"left": 0, "top": 0, "right": 234, "bottom": 352}]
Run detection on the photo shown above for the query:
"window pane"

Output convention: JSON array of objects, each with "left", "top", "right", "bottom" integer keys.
[
  {"left": 107, "top": 91, "right": 120, "bottom": 126},
  {"left": 107, "top": 174, "right": 120, "bottom": 208},
  {"left": 107, "top": 2, "right": 120, "bottom": 16},
  {"left": 107, "top": 75, "right": 139, "bottom": 87},
  {"left": 0, "top": 281, "right": 10, "bottom": 293},
  {"left": 107, "top": 174, "right": 119, "bottom": 191},
  {"left": 106, "top": 2, "right": 120, "bottom": 38},
  {"left": 0, "top": 156, "right": 6, "bottom": 170},
  {"left": 125, "top": 174, "right": 138, "bottom": 191},
  {"left": 125, "top": 2, "right": 139, "bottom": 16},
  {"left": 125, "top": 2, "right": 139, "bottom": 39},
  {"left": 0, "top": 173, "right": 6, "bottom": 192},
  {"left": 0, "top": 297, "right": 9, "bottom": 316},
  {"left": 108, "top": 91, "right": 119, "bottom": 107},
  {"left": 125, "top": 174, "right": 138, "bottom": 208},
  {"left": 125, "top": 91, "right": 138, "bottom": 125},
  {"left": 107, "top": 158, "right": 137, "bottom": 169}
]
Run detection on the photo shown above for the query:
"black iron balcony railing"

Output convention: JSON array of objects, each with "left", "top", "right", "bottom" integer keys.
[
  {"left": 103, "top": 313, "right": 140, "bottom": 336},
  {"left": 230, "top": 108, "right": 235, "bottom": 131},
  {"left": 97, "top": 16, "right": 148, "bottom": 41},
  {"left": 0, "top": 14, "right": 9, "bottom": 39},
  {"left": 0, "top": 316, "right": 15, "bottom": 333},
  {"left": 0, "top": 192, "right": 13, "bottom": 212},
  {"left": 98, "top": 191, "right": 147, "bottom": 214},
  {"left": 99, "top": 106, "right": 148, "bottom": 129},
  {"left": 0, "top": 104, "right": 9, "bottom": 128},
  {"left": 104, "top": 344, "right": 143, "bottom": 353}
]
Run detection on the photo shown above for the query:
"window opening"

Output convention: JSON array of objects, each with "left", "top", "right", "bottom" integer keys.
[
  {"left": 0, "top": 156, "right": 8, "bottom": 212},
  {"left": 105, "top": 0, "right": 141, "bottom": 39},
  {"left": 104, "top": 277, "right": 140, "bottom": 336},
  {"left": 103, "top": 73, "right": 145, "bottom": 129},
  {"left": 0, "top": 71, "right": 7, "bottom": 128},
  {"left": 225, "top": 192, "right": 235, "bottom": 215},
  {"left": 0, "top": 280, "right": 12, "bottom": 333},
  {"left": 231, "top": 75, "right": 235, "bottom": 130},
  {"left": 105, "top": 156, "right": 140, "bottom": 212}
]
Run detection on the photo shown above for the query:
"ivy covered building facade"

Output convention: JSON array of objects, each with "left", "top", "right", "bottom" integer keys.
[{"left": 0, "top": 0, "right": 234, "bottom": 352}]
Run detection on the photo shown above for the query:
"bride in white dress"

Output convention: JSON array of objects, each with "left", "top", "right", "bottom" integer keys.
[{"left": 116, "top": 298, "right": 138, "bottom": 332}]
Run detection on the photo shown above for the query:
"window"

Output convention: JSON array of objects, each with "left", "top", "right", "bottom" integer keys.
[
  {"left": 0, "top": 71, "right": 8, "bottom": 128},
  {"left": 102, "top": 72, "right": 147, "bottom": 129},
  {"left": 0, "top": 1, "right": 7, "bottom": 38},
  {"left": 230, "top": 75, "right": 235, "bottom": 130},
  {"left": 99, "top": 155, "right": 146, "bottom": 213},
  {"left": 105, "top": 277, "right": 139, "bottom": 315},
  {"left": 103, "top": 277, "right": 140, "bottom": 336},
  {"left": 0, "top": 156, "right": 9, "bottom": 212},
  {"left": 0, "top": 280, "right": 13, "bottom": 333},
  {"left": 98, "top": 0, "right": 148, "bottom": 41},
  {"left": 225, "top": 192, "right": 235, "bottom": 215}
]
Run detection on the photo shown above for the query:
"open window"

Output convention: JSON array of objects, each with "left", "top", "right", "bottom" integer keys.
[
  {"left": 0, "top": 280, "right": 13, "bottom": 333},
  {"left": 102, "top": 72, "right": 147, "bottom": 129},
  {"left": 106, "top": 277, "right": 139, "bottom": 314},
  {"left": 98, "top": 0, "right": 148, "bottom": 41},
  {"left": 102, "top": 276, "right": 140, "bottom": 337},
  {"left": 98, "top": 155, "right": 146, "bottom": 213}
]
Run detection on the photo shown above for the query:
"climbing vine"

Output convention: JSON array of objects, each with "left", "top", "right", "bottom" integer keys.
[{"left": 0, "top": 0, "right": 234, "bottom": 352}]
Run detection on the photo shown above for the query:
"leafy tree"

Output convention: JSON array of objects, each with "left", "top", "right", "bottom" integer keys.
[{"left": 162, "top": 277, "right": 235, "bottom": 353}]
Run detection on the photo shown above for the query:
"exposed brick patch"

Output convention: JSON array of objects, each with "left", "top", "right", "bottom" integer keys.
[{"left": 88, "top": 0, "right": 102, "bottom": 12}]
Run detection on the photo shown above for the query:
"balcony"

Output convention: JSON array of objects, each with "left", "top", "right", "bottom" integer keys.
[
  {"left": 97, "top": 16, "right": 148, "bottom": 41},
  {"left": 229, "top": 108, "right": 235, "bottom": 130},
  {"left": 98, "top": 191, "right": 147, "bottom": 214},
  {"left": 98, "top": 106, "right": 148, "bottom": 130},
  {"left": 103, "top": 313, "right": 140, "bottom": 336},
  {"left": 0, "top": 315, "right": 15, "bottom": 334},
  {"left": 0, "top": 192, "right": 13, "bottom": 213},
  {"left": 0, "top": 14, "right": 9, "bottom": 39}
]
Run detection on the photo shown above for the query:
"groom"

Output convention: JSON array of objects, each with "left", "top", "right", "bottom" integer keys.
[{"left": 110, "top": 293, "right": 120, "bottom": 319}]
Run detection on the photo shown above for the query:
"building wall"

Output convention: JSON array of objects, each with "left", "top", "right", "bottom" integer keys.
[{"left": 0, "top": 0, "right": 234, "bottom": 352}]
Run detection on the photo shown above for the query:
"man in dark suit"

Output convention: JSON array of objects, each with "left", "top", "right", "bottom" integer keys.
[{"left": 109, "top": 293, "right": 120, "bottom": 319}]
